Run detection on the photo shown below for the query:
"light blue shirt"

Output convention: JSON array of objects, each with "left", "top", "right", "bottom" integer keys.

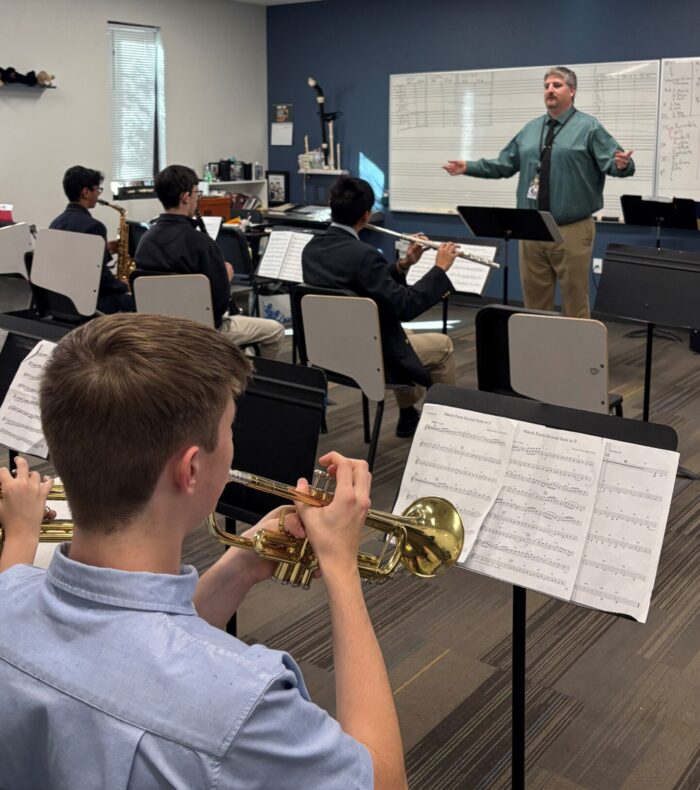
[{"left": 0, "top": 546, "right": 373, "bottom": 789}]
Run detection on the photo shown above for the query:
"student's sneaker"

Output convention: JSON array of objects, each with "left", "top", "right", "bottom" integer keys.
[{"left": 395, "top": 406, "right": 420, "bottom": 438}]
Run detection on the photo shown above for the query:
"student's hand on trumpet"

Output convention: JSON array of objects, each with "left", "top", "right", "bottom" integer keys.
[{"left": 0, "top": 457, "right": 55, "bottom": 572}]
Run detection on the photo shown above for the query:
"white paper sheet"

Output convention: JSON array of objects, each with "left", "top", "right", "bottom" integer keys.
[
  {"left": 257, "top": 230, "right": 312, "bottom": 282},
  {"left": 572, "top": 439, "right": 679, "bottom": 622},
  {"left": 271, "top": 122, "right": 293, "bottom": 146},
  {"left": 406, "top": 246, "right": 496, "bottom": 295},
  {"left": 0, "top": 339, "right": 56, "bottom": 457},
  {"left": 394, "top": 404, "right": 516, "bottom": 562},
  {"left": 394, "top": 403, "right": 678, "bottom": 622},
  {"left": 200, "top": 215, "right": 222, "bottom": 240},
  {"left": 464, "top": 422, "right": 604, "bottom": 599}
]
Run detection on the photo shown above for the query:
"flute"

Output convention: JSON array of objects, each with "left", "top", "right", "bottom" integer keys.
[{"left": 365, "top": 223, "right": 499, "bottom": 270}]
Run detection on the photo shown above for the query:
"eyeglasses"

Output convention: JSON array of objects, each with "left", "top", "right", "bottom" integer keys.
[{"left": 92, "top": 186, "right": 104, "bottom": 194}]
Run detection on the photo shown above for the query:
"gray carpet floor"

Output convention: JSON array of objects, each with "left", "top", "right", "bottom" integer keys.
[{"left": 5, "top": 301, "right": 699, "bottom": 789}]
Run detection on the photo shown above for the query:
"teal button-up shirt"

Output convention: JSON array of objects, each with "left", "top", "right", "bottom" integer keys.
[{"left": 466, "top": 106, "right": 635, "bottom": 225}]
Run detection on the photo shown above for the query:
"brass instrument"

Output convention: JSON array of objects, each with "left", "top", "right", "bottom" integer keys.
[
  {"left": 98, "top": 198, "right": 136, "bottom": 282},
  {"left": 365, "top": 222, "right": 500, "bottom": 270},
  {"left": 0, "top": 484, "right": 73, "bottom": 555},
  {"left": 208, "top": 469, "right": 464, "bottom": 590}
]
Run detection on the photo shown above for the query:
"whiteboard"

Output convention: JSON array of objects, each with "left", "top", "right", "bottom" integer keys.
[
  {"left": 658, "top": 58, "right": 700, "bottom": 200},
  {"left": 389, "top": 60, "right": 659, "bottom": 216}
]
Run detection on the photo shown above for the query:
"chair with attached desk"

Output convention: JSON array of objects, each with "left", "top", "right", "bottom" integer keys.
[
  {"left": 475, "top": 304, "right": 623, "bottom": 416},
  {"left": 291, "top": 284, "right": 413, "bottom": 471},
  {"left": 131, "top": 272, "right": 215, "bottom": 327},
  {"left": 27, "top": 229, "right": 103, "bottom": 325}
]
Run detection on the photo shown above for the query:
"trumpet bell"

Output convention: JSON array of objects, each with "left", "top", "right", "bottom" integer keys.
[{"left": 399, "top": 496, "right": 464, "bottom": 577}]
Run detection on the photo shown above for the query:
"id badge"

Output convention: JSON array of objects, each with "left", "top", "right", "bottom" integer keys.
[{"left": 526, "top": 176, "right": 539, "bottom": 200}]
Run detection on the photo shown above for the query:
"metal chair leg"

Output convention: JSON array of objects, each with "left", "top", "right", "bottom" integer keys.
[{"left": 367, "top": 400, "right": 385, "bottom": 472}]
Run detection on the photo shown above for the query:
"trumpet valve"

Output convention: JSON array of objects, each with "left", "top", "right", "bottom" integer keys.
[{"left": 312, "top": 468, "right": 336, "bottom": 496}]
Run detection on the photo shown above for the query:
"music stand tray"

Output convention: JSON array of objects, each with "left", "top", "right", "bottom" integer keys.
[
  {"left": 457, "top": 207, "right": 563, "bottom": 305},
  {"left": 620, "top": 195, "right": 697, "bottom": 248}
]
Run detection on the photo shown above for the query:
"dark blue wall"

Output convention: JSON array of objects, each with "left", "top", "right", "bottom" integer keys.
[{"left": 267, "top": 0, "right": 700, "bottom": 302}]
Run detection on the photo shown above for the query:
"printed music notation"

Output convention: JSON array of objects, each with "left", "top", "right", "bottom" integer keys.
[
  {"left": 0, "top": 339, "right": 57, "bottom": 458},
  {"left": 405, "top": 246, "right": 496, "bottom": 295},
  {"left": 257, "top": 230, "right": 313, "bottom": 283},
  {"left": 395, "top": 404, "right": 678, "bottom": 622}
]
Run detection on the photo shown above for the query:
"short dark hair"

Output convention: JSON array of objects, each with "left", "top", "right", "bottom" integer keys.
[
  {"left": 155, "top": 165, "right": 200, "bottom": 209},
  {"left": 40, "top": 313, "right": 252, "bottom": 532},
  {"left": 545, "top": 66, "right": 577, "bottom": 92},
  {"left": 329, "top": 176, "right": 375, "bottom": 226},
  {"left": 62, "top": 166, "right": 103, "bottom": 202}
]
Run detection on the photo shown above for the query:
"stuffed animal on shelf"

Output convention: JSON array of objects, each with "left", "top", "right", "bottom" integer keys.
[
  {"left": 36, "top": 70, "right": 55, "bottom": 87},
  {"left": 0, "top": 67, "right": 55, "bottom": 88}
]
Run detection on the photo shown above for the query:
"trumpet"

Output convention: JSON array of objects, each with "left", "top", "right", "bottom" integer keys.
[
  {"left": 365, "top": 223, "right": 500, "bottom": 270},
  {"left": 208, "top": 469, "right": 464, "bottom": 590},
  {"left": 0, "top": 484, "right": 73, "bottom": 555}
]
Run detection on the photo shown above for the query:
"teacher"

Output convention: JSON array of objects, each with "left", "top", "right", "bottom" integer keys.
[{"left": 444, "top": 66, "right": 635, "bottom": 318}]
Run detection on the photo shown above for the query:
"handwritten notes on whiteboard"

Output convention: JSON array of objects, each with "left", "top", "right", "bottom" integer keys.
[
  {"left": 658, "top": 58, "right": 700, "bottom": 200},
  {"left": 395, "top": 403, "right": 678, "bottom": 622},
  {"left": 0, "top": 339, "right": 56, "bottom": 457}
]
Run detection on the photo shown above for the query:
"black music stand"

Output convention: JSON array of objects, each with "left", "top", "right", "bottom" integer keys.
[
  {"left": 457, "top": 207, "right": 562, "bottom": 305},
  {"left": 620, "top": 195, "right": 697, "bottom": 250},
  {"left": 215, "top": 357, "right": 326, "bottom": 635},
  {"left": 423, "top": 384, "right": 677, "bottom": 790},
  {"left": 597, "top": 244, "right": 700, "bottom": 473}
]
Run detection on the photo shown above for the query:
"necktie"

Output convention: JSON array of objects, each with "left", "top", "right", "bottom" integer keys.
[{"left": 537, "top": 118, "right": 558, "bottom": 212}]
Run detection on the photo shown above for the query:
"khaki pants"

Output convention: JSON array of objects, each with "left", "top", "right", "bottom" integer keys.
[
  {"left": 394, "top": 331, "right": 455, "bottom": 409},
  {"left": 519, "top": 216, "right": 595, "bottom": 318},
  {"left": 221, "top": 314, "right": 285, "bottom": 358}
]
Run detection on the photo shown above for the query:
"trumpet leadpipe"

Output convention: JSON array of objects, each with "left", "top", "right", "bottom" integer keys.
[{"left": 365, "top": 223, "right": 499, "bottom": 270}]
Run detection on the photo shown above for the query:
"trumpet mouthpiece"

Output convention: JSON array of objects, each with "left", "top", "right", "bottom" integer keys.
[{"left": 228, "top": 469, "right": 251, "bottom": 485}]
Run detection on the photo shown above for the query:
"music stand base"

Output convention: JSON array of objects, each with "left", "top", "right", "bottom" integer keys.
[{"left": 624, "top": 328, "right": 680, "bottom": 342}]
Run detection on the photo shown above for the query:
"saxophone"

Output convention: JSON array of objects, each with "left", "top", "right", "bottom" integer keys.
[{"left": 98, "top": 199, "right": 136, "bottom": 282}]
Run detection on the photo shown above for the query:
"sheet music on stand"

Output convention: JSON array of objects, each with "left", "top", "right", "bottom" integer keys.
[
  {"left": 256, "top": 229, "right": 315, "bottom": 282},
  {"left": 394, "top": 403, "right": 678, "bottom": 622},
  {"left": 404, "top": 245, "right": 497, "bottom": 295},
  {"left": 0, "top": 339, "right": 56, "bottom": 458}
]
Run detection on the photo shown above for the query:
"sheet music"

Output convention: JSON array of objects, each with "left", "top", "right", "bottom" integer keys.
[
  {"left": 393, "top": 404, "right": 517, "bottom": 561},
  {"left": 257, "top": 231, "right": 292, "bottom": 278},
  {"left": 572, "top": 440, "right": 678, "bottom": 622},
  {"left": 200, "top": 216, "right": 222, "bottom": 240},
  {"left": 279, "top": 232, "right": 313, "bottom": 282},
  {"left": 464, "top": 422, "right": 604, "bottom": 599},
  {"left": 406, "top": 246, "right": 496, "bottom": 294},
  {"left": 257, "top": 230, "right": 312, "bottom": 282},
  {"left": 394, "top": 403, "right": 678, "bottom": 622},
  {"left": 0, "top": 339, "right": 56, "bottom": 458}
]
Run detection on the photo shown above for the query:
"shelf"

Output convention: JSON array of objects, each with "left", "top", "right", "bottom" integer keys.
[
  {"left": 298, "top": 169, "right": 348, "bottom": 176},
  {"left": 206, "top": 179, "right": 267, "bottom": 187}
]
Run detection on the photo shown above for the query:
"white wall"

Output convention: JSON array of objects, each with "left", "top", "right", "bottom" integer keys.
[{"left": 0, "top": 0, "right": 267, "bottom": 234}]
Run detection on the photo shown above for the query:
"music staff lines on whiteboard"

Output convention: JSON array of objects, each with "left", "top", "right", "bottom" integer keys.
[
  {"left": 423, "top": 423, "right": 507, "bottom": 446},
  {"left": 573, "top": 585, "right": 640, "bottom": 610},
  {"left": 418, "top": 441, "right": 502, "bottom": 466},
  {"left": 598, "top": 483, "right": 663, "bottom": 502},
  {"left": 486, "top": 528, "right": 576, "bottom": 557},
  {"left": 587, "top": 533, "right": 652, "bottom": 554},
  {"left": 593, "top": 508, "right": 658, "bottom": 530},
  {"left": 487, "top": 512, "right": 578, "bottom": 541},
  {"left": 508, "top": 459, "right": 594, "bottom": 484},
  {"left": 410, "top": 475, "right": 492, "bottom": 500},
  {"left": 470, "top": 553, "right": 568, "bottom": 588},
  {"left": 414, "top": 457, "right": 498, "bottom": 484}
]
